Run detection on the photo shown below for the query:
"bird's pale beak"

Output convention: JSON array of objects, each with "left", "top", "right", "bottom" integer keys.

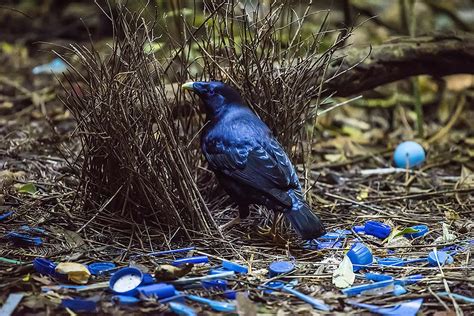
[{"left": 181, "top": 82, "right": 195, "bottom": 91}]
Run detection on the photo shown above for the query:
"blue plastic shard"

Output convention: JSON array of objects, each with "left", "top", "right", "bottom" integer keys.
[
  {"left": 112, "top": 295, "right": 140, "bottom": 305},
  {"left": 146, "top": 247, "right": 195, "bottom": 257},
  {"left": 395, "top": 274, "right": 423, "bottom": 285},
  {"left": 364, "top": 221, "right": 392, "bottom": 239},
  {"left": 353, "top": 225, "right": 365, "bottom": 233},
  {"left": 342, "top": 280, "right": 394, "bottom": 297},
  {"left": 0, "top": 210, "right": 14, "bottom": 221},
  {"left": 222, "top": 260, "right": 248, "bottom": 274},
  {"left": 137, "top": 283, "right": 176, "bottom": 299},
  {"left": 0, "top": 293, "right": 24, "bottom": 316},
  {"left": 6, "top": 232, "right": 42, "bottom": 246},
  {"left": 61, "top": 298, "right": 97, "bottom": 312},
  {"left": 172, "top": 256, "right": 208, "bottom": 266},
  {"left": 202, "top": 279, "right": 228, "bottom": 290},
  {"left": 437, "top": 292, "right": 474, "bottom": 304},
  {"left": 19, "top": 225, "right": 46, "bottom": 235},
  {"left": 261, "top": 281, "right": 330, "bottom": 311},
  {"left": 393, "top": 284, "right": 407, "bottom": 296},
  {"left": 349, "top": 298, "right": 423, "bottom": 316},
  {"left": 169, "top": 301, "right": 197, "bottom": 316},
  {"left": 88, "top": 262, "right": 116, "bottom": 275},
  {"left": 364, "top": 273, "right": 394, "bottom": 282},
  {"left": 427, "top": 251, "right": 454, "bottom": 266},
  {"left": 32, "top": 58, "right": 68, "bottom": 75},
  {"left": 187, "top": 295, "right": 236, "bottom": 312},
  {"left": 33, "top": 258, "right": 57, "bottom": 276}
]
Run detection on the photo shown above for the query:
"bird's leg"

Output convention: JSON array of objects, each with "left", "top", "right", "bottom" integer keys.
[{"left": 258, "top": 212, "right": 285, "bottom": 243}]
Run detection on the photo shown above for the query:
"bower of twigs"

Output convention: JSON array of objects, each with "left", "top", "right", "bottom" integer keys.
[{"left": 0, "top": 1, "right": 473, "bottom": 315}]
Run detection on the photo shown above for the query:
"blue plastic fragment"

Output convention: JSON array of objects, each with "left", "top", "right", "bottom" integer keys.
[
  {"left": 202, "top": 279, "right": 228, "bottom": 291},
  {"left": 61, "top": 298, "right": 97, "bottom": 312},
  {"left": 223, "top": 290, "right": 237, "bottom": 300},
  {"left": 88, "top": 262, "right": 116, "bottom": 276},
  {"left": 347, "top": 242, "right": 373, "bottom": 272},
  {"left": 208, "top": 267, "right": 228, "bottom": 275},
  {"left": 0, "top": 210, "right": 14, "bottom": 221},
  {"left": 428, "top": 251, "right": 454, "bottom": 266},
  {"left": 222, "top": 260, "right": 248, "bottom": 274},
  {"left": 138, "top": 283, "right": 176, "bottom": 299},
  {"left": 353, "top": 225, "right": 365, "bottom": 233},
  {"left": 364, "top": 273, "right": 393, "bottom": 282},
  {"left": 342, "top": 280, "right": 394, "bottom": 297},
  {"left": 349, "top": 298, "right": 423, "bottom": 316},
  {"left": 319, "top": 231, "right": 349, "bottom": 240},
  {"left": 187, "top": 295, "right": 236, "bottom": 312},
  {"left": 393, "top": 284, "right": 407, "bottom": 296},
  {"left": 34, "top": 258, "right": 57, "bottom": 276},
  {"left": 395, "top": 274, "right": 423, "bottom": 286},
  {"left": 261, "top": 281, "right": 330, "bottom": 311},
  {"left": 377, "top": 257, "right": 406, "bottom": 267},
  {"left": 32, "top": 58, "right": 68, "bottom": 75},
  {"left": 6, "top": 232, "right": 42, "bottom": 246},
  {"left": 172, "top": 256, "right": 209, "bottom": 266},
  {"left": 159, "top": 293, "right": 185, "bottom": 304},
  {"left": 146, "top": 247, "right": 195, "bottom": 257},
  {"left": 364, "top": 221, "right": 392, "bottom": 239},
  {"left": 112, "top": 295, "right": 140, "bottom": 305},
  {"left": 109, "top": 267, "right": 144, "bottom": 296},
  {"left": 269, "top": 261, "right": 295, "bottom": 277},
  {"left": 404, "top": 225, "right": 429, "bottom": 239},
  {"left": 142, "top": 273, "right": 156, "bottom": 285},
  {"left": 393, "top": 141, "right": 425, "bottom": 169},
  {"left": 169, "top": 301, "right": 197, "bottom": 316},
  {"left": 437, "top": 292, "right": 474, "bottom": 304}
]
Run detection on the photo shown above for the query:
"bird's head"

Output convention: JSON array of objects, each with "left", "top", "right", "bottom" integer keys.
[{"left": 181, "top": 81, "right": 243, "bottom": 117}]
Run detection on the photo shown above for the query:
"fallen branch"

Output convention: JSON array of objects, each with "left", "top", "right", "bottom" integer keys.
[{"left": 326, "top": 35, "right": 474, "bottom": 97}]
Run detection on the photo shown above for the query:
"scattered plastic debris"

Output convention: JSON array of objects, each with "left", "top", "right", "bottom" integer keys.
[
  {"left": 222, "top": 260, "right": 248, "bottom": 274},
  {"left": 112, "top": 295, "right": 140, "bottom": 305},
  {"left": 187, "top": 295, "right": 236, "bottom": 312},
  {"left": 61, "top": 298, "right": 97, "bottom": 313},
  {"left": 109, "top": 267, "right": 144, "bottom": 295},
  {"left": 169, "top": 301, "right": 197, "bottom": 316},
  {"left": 268, "top": 261, "right": 295, "bottom": 277},
  {"left": 393, "top": 141, "right": 426, "bottom": 168},
  {"left": 437, "top": 292, "right": 474, "bottom": 304},
  {"left": 364, "top": 221, "right": 392, "bottom": 239},
  {"left": 404, "top": 224, "right": 429, "bottom": 239},
  {"left": 5, "top": 231, "right": 42, "bottom": 246},
  {"left": 264, "top": 281, "right": 331, "bottom": 311},
  {"left": 0, "top": 293, "right": 24, "bottom": 316},
  {"left": 349, "top": 298, "right": 423, "bottom": 316},
  {"left": 332, "top": 256, "right": 355, "bottom": 288},
  {"left": 347, "top": 242, "right": 373, "bottom": 271},
  {"left": 55, "top": 262, "right": 91, "bottom": 285},
  {"left": 0, "top": 210, "right": 14, "bottom": 221},
  {"left": 342, "top": 279, "right": 394, "bottom": 297},
  {"left": 32, "top": 58, "right": 68, "bottom": 75},
  {"left": 88, "top": 262, "right": 116, "bottom": 275},
  {"left": 138, "top": 283, "right": 176, "bottom": 299},
  {"left": 172, "top": 255, "right": 209, "bottom": 266},
  {"left": 427, "top": 250, "right": 454, "bottom": 266}
]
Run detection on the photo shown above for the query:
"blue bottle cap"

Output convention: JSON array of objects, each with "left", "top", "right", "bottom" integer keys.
[
  {"left": 404, "top": 225, "right": 429, "bottom": 239},
  {"left": 109, "top": 267, "right": 144, "bottom": 296},
  {"left": 428, "top": 251, "right": 454, "bottom": 266},
  {"left": 364, "top": 221, "right": 392, "bottom": 239},
  {"left": 202, "top": 279, "right": 228, "bottom": 290},
  {"left": 138, "top": 283, "right": 176, "bottom": 299},
  {"left": 172, "top": 256, "right": 209, "bottom": 266},
  {"left": 61, "top": 298, "right": 97, "bottom": 312},
  {"left": 112, "top": 295, "right": 140, "bottom": 305},
  {"left": 393, "top": 141, "right": 426, "bottom": 168},
  {"left": 353, "top": 225, "right": 365, "bottom": 233},
  {"left": 34, "top": 258, "right": 57, "bottom": 276},
  {"left": 347, "top": 242, "right": 373, "bottom": 272},
  {"left": 142, "top": 273, "right": 156, "bottom": 285},
  {"left": 222, "top": 260, "right": 248, "bottom": 274},
  {"left": 268, "top": 261, "right": 295, "bottom": 277},
  {"left": 88, "top": 262, "right": 116, "bottom": 275}
]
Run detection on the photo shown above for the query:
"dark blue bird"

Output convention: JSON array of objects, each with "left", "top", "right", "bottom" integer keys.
[{"left": 182, "top": 81, "right": 325, "bottom": 240}]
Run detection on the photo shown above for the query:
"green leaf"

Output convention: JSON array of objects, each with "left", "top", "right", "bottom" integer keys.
[{"left": 18, "top": 183, "right": 37, "bottom": 194}]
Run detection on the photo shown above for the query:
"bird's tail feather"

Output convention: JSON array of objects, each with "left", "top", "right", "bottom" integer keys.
[{"left": 284, "top": 202, "right": 325, "bottom": 240}]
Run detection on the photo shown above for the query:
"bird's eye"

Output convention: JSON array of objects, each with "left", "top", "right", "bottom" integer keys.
[{"left": 208, "top": 89, "right": 215, "bottom": 96}]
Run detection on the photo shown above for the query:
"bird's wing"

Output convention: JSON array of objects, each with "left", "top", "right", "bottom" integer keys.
[{"left": 204, "top": 138, "right": 299, "bottom": 207}]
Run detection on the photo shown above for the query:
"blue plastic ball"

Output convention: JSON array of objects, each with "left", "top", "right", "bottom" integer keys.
[{"left": 393, "top": 141, "right": 425, "bottom": 168}]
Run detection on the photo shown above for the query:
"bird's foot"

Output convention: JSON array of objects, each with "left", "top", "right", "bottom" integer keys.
[
  {"left": 257, "top": 226, "right": 286, "bottom": 244},
  {"left": 219, "top": 217, "right": 241, "bottom": 231}
]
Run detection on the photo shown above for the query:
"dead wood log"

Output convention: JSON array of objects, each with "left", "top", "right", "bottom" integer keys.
[{"left": 325, "top": 35, "right": 474, "bottom": 97}]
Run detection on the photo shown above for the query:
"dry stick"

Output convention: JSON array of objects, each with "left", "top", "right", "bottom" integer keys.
[{"left": 323, "top": 192, "right": 394, "bottom": 216}]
